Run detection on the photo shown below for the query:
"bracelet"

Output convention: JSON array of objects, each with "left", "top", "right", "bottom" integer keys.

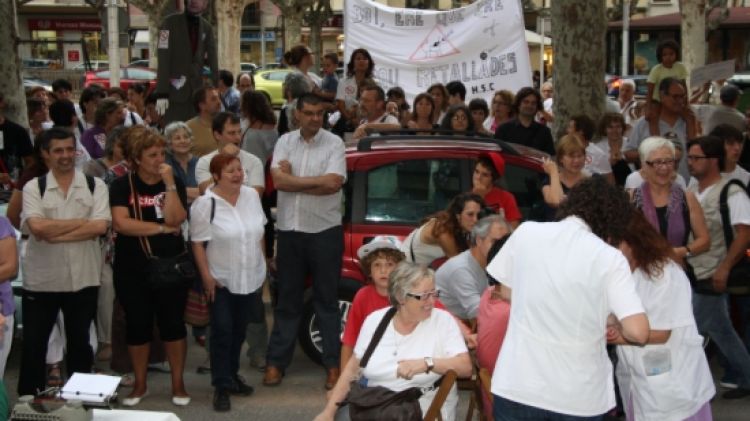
[{"left": 166, "top": 184, "right": 177, "bottom": 192}]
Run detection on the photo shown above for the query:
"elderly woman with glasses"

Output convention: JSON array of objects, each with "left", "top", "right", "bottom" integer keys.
[
  {"left": 631, "top": 136, "right": 709, "bottom": 262},
  {"left": 315, "top": 262, "right": 472, "bottom": 421}
]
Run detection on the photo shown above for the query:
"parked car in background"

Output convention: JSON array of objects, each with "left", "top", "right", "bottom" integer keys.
[
  {"left": 83, "top": 67, "right": 157, "bottom": 91},
  {"left": 297, "top": 134, "right": 548, "bottom": 363},
  {"left": 73, "top": 61, "right": 109, "bottom": 71},
  {"left": 23, "top": 77, "right": 53, "bottom": 92},
  {"left": 128, "top": 59, "right": 151, "bottom": 68},
  {"left": 254, "top": 69, "right": 321, "bottom": 108},
  {"left": 260, "top": 62, "right": 285, "bottom": 70},
  {"left": 240, "top": 62, "right": 258, "bottom": 74},
  {"left": 22, "top": 58, "right": 55, "bottom": 69}
]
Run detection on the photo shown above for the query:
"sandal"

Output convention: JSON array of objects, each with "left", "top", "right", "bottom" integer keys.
[{"left": 47, "top": 363, "right": 64, "bottom": 387}]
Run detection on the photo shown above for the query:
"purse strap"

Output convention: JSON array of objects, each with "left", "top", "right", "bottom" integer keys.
[
  {"left": 129, "top": 172, "right": 156, "bottom": 258},
  {"left": 360, "top": 306, "right": 397, "bottom": 368}
]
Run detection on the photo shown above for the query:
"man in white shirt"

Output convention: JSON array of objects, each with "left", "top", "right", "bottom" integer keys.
[
  {"left": 686, "top": 135, "right": 750, "bottom": 399},
  {"left": 486, "top": 177, "right": 649, "bottom": 419},
  {"left": 568, "top": 115, "right": 614, "bottom": 184},
  {"left": 195, "top": 112, "right": 264, "bottom": 195},
  {"left": 264, "top": 94, "right": 346, "bottom": 390},
  {"left": 436, "top": 215, "right": 509, "bottom": 320},
  {"left": 618, "top": 79, "right": 637, "bottom": 132},
  {"left": 351, "top": 84, "right": 401, "bottom": 140}
]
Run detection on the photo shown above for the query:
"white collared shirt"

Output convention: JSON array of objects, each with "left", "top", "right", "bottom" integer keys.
[
  {"left": 195, "top": 149, "right": 264, "bottom": 190},
  {"left": 271, "top": 128, "right": 346, "bottom": 233},
  {"left": 486, "top": 217, "right": 645, "bottom": 416},
  {"left": 190, "top": 186, "right": 266, "bottom": 294}
]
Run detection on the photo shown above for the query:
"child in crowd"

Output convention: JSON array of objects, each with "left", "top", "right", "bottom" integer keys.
[
  {"left": 339, "top": 236, "right": 406, "bottom": 371},
  {"left": 646, "top": 40, "right": 688, "bottom": 136}
]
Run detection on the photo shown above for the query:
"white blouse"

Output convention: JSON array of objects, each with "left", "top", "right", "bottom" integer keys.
[{"left": 190, "top": 186, "right": 267, "bottom": 294}]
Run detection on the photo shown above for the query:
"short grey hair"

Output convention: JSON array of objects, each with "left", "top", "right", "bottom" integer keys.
[
  {"left": 620, "top": 79, "right": 635, "bottom": 88},
  {"left": 283, "top": 71, "right": 312, "bottom": 100},
  {"left": 104, "top": 125, "right": 127, "bottom": 159},
  {"left": 388, "top": 262, "right": 434, "bottom": 306},
  {"left": 638, "top": 136, "right": 675, "bottom": 163},
  {"left": 164, "top": 121, "right": 193, "bottom": 145},
  {"left": 469, "top": 214, "right": 509, "bottom": 247}
]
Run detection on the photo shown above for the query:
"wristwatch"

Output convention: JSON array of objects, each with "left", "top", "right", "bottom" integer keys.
[{"left": 424, "top": 357, "right": 434, "bottom": 373}]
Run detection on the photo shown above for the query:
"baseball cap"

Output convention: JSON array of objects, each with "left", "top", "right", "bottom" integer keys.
[
  {"left": 720, "top": 84, "right": 743, "bottom": 104},
  {"left": 356, "top": 236, "right": 403, "bottom": 260}
]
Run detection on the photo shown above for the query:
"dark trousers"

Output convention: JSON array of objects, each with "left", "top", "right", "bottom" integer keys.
[
  {"left": 210, "top": 287, "right": 262, "bottom": 389},
  {"left": 493, "top": 395, "right": 604, "bottom": 421},
  {"left": 267, "top": 226, "right": 343, "bottom": 369},
  {"left": 18, "top": 286, "right": 98, "bottom": 395}
]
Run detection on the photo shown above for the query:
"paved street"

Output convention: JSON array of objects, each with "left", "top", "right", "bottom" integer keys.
[{"left": 3, "top": 299, "right": 750, "bottom": 420}]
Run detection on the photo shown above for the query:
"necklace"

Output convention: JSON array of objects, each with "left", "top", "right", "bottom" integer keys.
[{"left": 392, "top": 330, "right": 405, "bottom": 357}]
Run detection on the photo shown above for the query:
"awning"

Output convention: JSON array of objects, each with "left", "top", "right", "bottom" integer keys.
[
  {"left": 134, "top": 30, "right": 149, "bottom": 45},
  {"left": 525, "top": 29, "right": 551, "bottom": 46},
  {"left": 609, "top": 7, "right": 750, "bottom": 29}
]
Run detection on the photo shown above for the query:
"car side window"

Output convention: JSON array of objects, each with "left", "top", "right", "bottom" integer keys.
[
  {"left": 498, "top": 163, "right": 546, "bottom": 221},
  {"left": 365, "top": 159, "right": 461, "bottom": 224}
]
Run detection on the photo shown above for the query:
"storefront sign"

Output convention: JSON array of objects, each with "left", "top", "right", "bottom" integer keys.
[
  {"left": 28, "top": 19, "right": 102, "bottom": 31},
  {"left": 67, "top": 50, "right": 80, "bottom": 62},
  {"left": 344, "top": 0, "right": 532, "bottom": 103}
]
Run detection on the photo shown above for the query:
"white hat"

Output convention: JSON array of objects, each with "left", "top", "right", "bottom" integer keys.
[{"left": 356, "top": 236, "right": 403, "bottom": 260}]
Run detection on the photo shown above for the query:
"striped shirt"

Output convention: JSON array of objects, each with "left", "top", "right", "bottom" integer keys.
[{"left": 272, "top": 129, "right": 346, "bottom": 233}]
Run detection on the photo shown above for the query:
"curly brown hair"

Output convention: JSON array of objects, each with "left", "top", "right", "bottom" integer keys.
[
  {"left": 428, "top": 192, "right": 485, "bottom": 253},
  {"left": 360, "top": 248, "right": 406, "bottom": 279},
  {"left": 123, "top": 125, "right": 166, "bottom": 170},
  {"left": 622, "top": 209, "right": 676, "bottom": 278},
  {"left": 557, "top": 176, "right": 631, "bottom": 245}
]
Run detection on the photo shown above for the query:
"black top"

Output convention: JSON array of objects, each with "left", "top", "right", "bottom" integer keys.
[
  {"left": 109, "top": 172, "right": 188, "bottom": 273},
  {"left": 655, "top": 206, "right": 669, "bottom": 237},
  {"left": 494, "top": 118, "right": 555, "bottom": 156},
  {"left": 541, "top": 176, "right": 573, "bottom": 222},
  {"left": 0, "top": 118, "right": 33, "bottom": 184}
]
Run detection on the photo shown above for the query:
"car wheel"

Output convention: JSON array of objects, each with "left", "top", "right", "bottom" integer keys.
[{"left": 298, "top": 282, "right": 360, "bottom": 365}]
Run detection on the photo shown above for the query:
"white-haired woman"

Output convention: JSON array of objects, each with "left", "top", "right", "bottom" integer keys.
[
  {"left": 164, "top": 122, "right": 200, "bottom": 203},
  {"left": 629, "top": 136, "right": 709, "bottom": 262},
  {"left": 315, "top": 262, "right": 472, "bottom": 421}
]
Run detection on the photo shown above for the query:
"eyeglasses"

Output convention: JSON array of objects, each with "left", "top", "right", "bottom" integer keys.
[
  {"left": 687, "top": 155, "right": 710, "bottom": 161},
  {"left": 644, "top": 158, "right": 675, "bottom": 168},
  {"left": 405, "top": 290, "right": 441, "bottom": 301}
]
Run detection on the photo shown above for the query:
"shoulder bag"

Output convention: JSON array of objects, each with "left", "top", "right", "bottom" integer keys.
[
  {"left": 339, "top": 306, "right": 423, "bottom": 421},
  {"left": 129, "top": 172, "right": 197, "bottom": 290}
]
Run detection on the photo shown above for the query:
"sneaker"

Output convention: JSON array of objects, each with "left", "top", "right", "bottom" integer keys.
[
  {"left": 722, "top": 387, "right": 750, "bottom": 399},
  {"left": 213, "top": 388, "right": 231, "bottom": 412},
  {"left": 720, "top": 373, "right": 739, "bottom": 389},
  {"left": 230, "top": 375, "right": 254, "bottom": 396}
]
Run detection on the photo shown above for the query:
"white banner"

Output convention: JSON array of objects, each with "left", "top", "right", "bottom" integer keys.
[{"left": 343, "top": 0, "right": 532, "bottom": 105}]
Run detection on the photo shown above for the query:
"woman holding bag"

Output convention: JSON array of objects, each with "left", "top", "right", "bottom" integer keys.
[
  {"left": 109, "top": 129, "right": 190, "bottom": 407},
  {"left": 190, "top": 153, "right": 266, "bottom": 412},
  {"left": 315, "top": 262, "right": 471, "bottom": 421}
]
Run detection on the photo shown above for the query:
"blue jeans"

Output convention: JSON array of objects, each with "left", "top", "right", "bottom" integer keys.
[
  {"left": 210, "top": 287, "right": 263, "bottom": 389},
  {"left": 266, "top": 226, "right": 343, "bottom": 369},
  {"left": 493, "top": 395, "right": 604, "bottom": 421},
  {"left": 693, "top": 292, "right": 750, "bottom": 388}
]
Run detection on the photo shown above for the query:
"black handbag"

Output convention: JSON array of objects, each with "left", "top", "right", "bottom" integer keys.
[
  {"left": 129, "top": 173, "right": 196, "bottom": 290},
  {"left": 339, "top": 307, "right": 423, "bottom": 421},
  {"left": 718, "top": 180, "right": 750, "bottom": 296}
]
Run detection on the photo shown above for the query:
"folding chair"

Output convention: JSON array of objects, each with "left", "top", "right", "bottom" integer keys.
[
  {"left": 465, "top": 362, "right": 493, "bottom": 421},
  {"left": 423, "top": 369, "right": 458, "bottom": 421}
]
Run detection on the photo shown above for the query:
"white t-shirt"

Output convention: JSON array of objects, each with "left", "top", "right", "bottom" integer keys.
[
  {"left": 335, "top": 76, "right": 359, "bottom": 109},
  {"left": 625, "top": 171, "right": 686, "bottom": 191},
  {"left": 354, "top": 307, "right": 467, "bottom": 421},
  {"left": 195, "top": 149, "right": 264, "bottom": 190},
  {"left": 693, "top": 182, "right": 750, "bottom": 226},
  {"left": 189, "top": 186, "right": 267, "bottom": 294},
  {"left": 615, "top": 261, "right": 714, "bottom": 421},
  {"left": 584, "top": 142, "right": 612, "bottom": 176},
  {"left": 724, "top": 166, "right": 750, "bottom": 187},
  {"left": 486, "top": 217, "right": 645, "bottom": 416}
]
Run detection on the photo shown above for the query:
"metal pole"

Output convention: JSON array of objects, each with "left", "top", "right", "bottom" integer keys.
[
  {"left": 539, "top": 17, "right": 545, "bottom": 84},
  {"left": 621, "top": 0, "right": 630, "bottom": 75},
  {"left": 260, "top": 6, "right": 266, "bottom": 68},
  {"left": 108, "top": 0, "right": 120, "bottom": 87}
]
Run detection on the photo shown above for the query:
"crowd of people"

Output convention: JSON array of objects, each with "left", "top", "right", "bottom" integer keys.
[{"left": 0, "top": 37, "right": 749, "bottom": 421}]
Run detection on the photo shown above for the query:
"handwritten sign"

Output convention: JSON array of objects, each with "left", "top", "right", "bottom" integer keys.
[{"left": 690, "top": 60, "right": 736, "bottom": 87}]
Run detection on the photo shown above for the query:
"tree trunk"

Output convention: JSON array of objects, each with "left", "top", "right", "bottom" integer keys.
[
  {"left": 269, "top": 0, "right": 314, "bottom": 51},
  {"left": 217, "top": 0, "right": 253, "bottom": 75},
  {"left": 1, "top": 0, "right": 27, "bottom": 126},
  {"left": 550, "top": 0, "right": 607, "bottom": 140},
  {"left": 306, "top": 1, "right": 332, "bottom": 68},
  {"left": 679, "top": 0, "right": 707, "bottom": 82}
]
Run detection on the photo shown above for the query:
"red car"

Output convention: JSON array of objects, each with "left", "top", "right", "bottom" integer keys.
[
  {"left": 297, "top": 134, "right": 548, "bottom": 363},
  {"left": 82, "top": 67, "right": 157, "bottom": 91}
]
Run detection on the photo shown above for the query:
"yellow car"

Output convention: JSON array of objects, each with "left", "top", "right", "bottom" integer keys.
[{"left": 255, "top": 69, "right": 292, "bottom": 107}]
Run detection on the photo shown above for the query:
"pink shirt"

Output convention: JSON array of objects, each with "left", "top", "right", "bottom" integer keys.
[{"left": 476, "top": 286, "right": 511, "bottom": 374}]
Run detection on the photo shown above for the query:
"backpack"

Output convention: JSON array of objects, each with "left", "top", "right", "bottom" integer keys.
[
  {"left": 38, "top": 174, "right": 96, "bottom": 198},
  {"left": 717, "top": 179, "right": 750, "bottom": 295}
]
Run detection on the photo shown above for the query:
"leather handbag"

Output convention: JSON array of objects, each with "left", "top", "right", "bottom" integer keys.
[
  {"left": 340, "top": 307, "right": 423, "bottom": 421},
  {"left": 129, "top": 173, "right": 196, "bottom": 290}
]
